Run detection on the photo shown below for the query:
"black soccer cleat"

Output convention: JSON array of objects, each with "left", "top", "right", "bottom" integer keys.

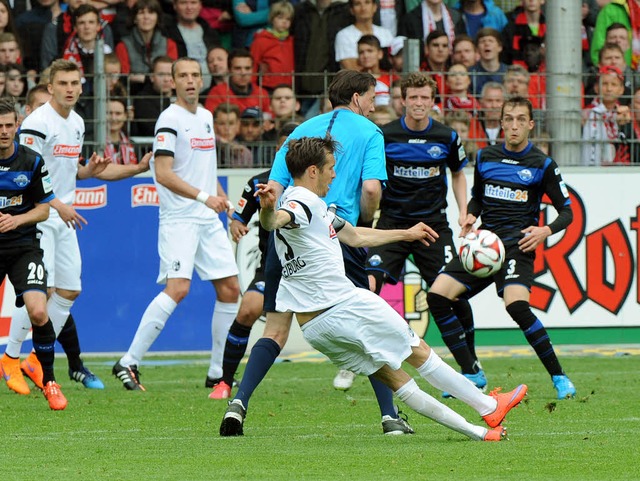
[
  {"left": 219, "top": 399, "right": 246, "bottom": 436},
  {"left": 112, "top": 362, "right": 145, "bottom": 391}
]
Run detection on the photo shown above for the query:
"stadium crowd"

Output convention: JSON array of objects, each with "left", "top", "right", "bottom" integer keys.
[{"left": 0, "top": 0, "right": 639, "bottom": 165}]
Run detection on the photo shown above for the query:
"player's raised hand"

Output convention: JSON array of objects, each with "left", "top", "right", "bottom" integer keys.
[
  {"left": 519, "top": 225, "right": 551, "bottom": 252},
  {"left": 82, "top": 152, "right": 112, "bottom": 178},
  {"left": 254, "top": 183, "right": 277, "bottom": 210},
  {"left": 230, "top": 219, "right": 250, "bottom": 242},
  {"left": 407, "top": 222, "right": 438, "bottom": 246},
  {"left": 138, "top": 152, "right": 152, "bottom": 172}
]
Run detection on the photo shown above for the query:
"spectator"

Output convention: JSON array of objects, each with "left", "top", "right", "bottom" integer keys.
[
  {"left": 619, "top": 85, "right": 640, "bottom": 163},
  {"left": 231, "top": 0, "right": 270, "bottom": 48},
  {"left": 165, "top": 0, "right": 220, "bottom": 77},
  {"left": 452, "top": 34, "right": 479, "bottom": 69},
  {"left": 452, "top": 0, "right": 508, "bottom": 39},
  {"left": 16, "top": 0, "right": 61, "bottom": 71},
  {"left": 105, "top": 97, "right": 139, "bottom": 165},
  {"left": 291, "top": 0, "right": 351, "bottom": 118},
  {"left": 2, "top": 63, "right": 26, "bottom": 117},
  {"left": 0, "top": 64, "right": 6, "bottom": 96},
  {"left": 502, "top": 0, "right": 546, "bottom": 66},
  {"left": 389, "top": 35, "right": 406, "bottom": 73},
  {"left": 0, "top": 0, "right": 18, "bottom": 37},
  {"left": 0, "top": 32, "right": 20, "bottom": 65},
  {"left": 335, "top": 0, "right": 394, "bottom": 71},
  {"left": 262, "top": 83, "right": 302, "bottom": 140},
  {"left": 357, "top": 34, "right": 397, "bottom": 106},
  {"left": 206, "top": 45, "right": 229, "bottom": 90},
  {"left": 604, "top": 22, "right": 632, "bottom": 64},
  {"left": 115, "top": 0, "right": 178, "bottom": 93},
  {"left": 469, "top": 27, "right": 507, "bottom": 95},
  {"left": 421, "top": 29, "right": 450, "bottom": 101},
  {"left": 378, "top": 0, "right": 406, "bottom": 36},
  {"left": 214, "top": 102, "right": 253, "bottom": 167},
  {"left": 582, "top": 65, "right": 631, "bottom": 165},
  {"left": 520, "top": 34, "right": 547, "bottom": 109},
  {"left": 250, "top": 0, "right": 295, "bottom": 91},
  {"left": 503, "top": 63, "right": 530, "bottom": 97},
  {"left": 446, "top": 109, "right": 478, "bottom": 163},
  {"left": 398, "top": 0, "right": 460, "bottom": 49},
  {"left": 199, "top": 0, "right": 234, "bottom": 49},
  {"left": 390, "top": 78, "right": 403, "bottom": 117},
  {"left": 238, "top": 106, "right": 275, "bottom": 166},
  {"left": 369, "top": 104, "right": 397, "bottom": 126},
  {"left": 443, "top": 63, "right": 479, "bottom": 114},
  {"left": 589, "top": 43, "right": 635, "bottom": 104},
  {"left": 590, "top": 0, "right": 634, "bottom": 68},
  {"left": 131, "top": 55, "right": 174, "bottom": 137},
  {"left": 204, "top": 48, "right": 271, "bottom": 115},
  {"left": 105, "top": 53, "right": 129, "bottom": 98},
  {"left": 40, "top": 0, "right": 115, "bottom": 71},
  {"left": 23, "top": 84, "right": 50, "bottom": 116},
  {"left": 469, "top": 80, "right": 505, "bottom": 146}
]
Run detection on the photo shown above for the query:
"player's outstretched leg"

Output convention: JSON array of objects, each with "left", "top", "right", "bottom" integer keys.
[
  {"left": 32, "top": 320, "right": 67, "bottom": 410},
  {"left": 56, "top": 315, "right": 104, "bottom": 389},
  {"left": 506, "top": 301, "right": 576, "bottom": 399}
]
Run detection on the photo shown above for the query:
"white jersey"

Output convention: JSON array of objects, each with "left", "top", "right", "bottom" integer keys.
[
  {"left": 275, "top": 186, "right": 355, "bottom": 313},
  {"left": 152, "top": 103, "right": 218, "bottom": 224},
  {"left": 19, "top": 101, "right": 84, "bottom": 211}
]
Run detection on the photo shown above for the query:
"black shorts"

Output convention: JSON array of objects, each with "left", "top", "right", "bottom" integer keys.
[
  {"left": 245, "top": 263, "right": 265, "bottom": 295},
  {"left": 263, "top": 232, "right": 369, "bottom": 312},
  {"left": 441, "top": 243, "right": 535, "bottom": 298},
  {"left": 366, "top": 217, "right": 456, "bottom": 286},
  {"left": 0, "top": 245, "right": 47, "bottom": 307}
]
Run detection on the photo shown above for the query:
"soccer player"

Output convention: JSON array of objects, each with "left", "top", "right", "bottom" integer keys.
[
  {"left": 426, "top": 96, "right": 577, "bottom": 400},
  {"left": 210, "top": 122, "right": 298, "bottom": 399},
  {"left": 364, "top": 73, "right": 485, "bottom": 395},
  {"left": 222, "top": 135, "right": 527, "bottom": 441},
  {"left": 2, "top": 66, "right": 150, "bottom": 395},
  {"left": 220, "top": 70, "right": 413, "bottom": 437},
  {"left": 112, "top": 57, "right": 240, "bottom": 391},
  {"left": 0, "top": 98, "right": 66, "bottom": 410}
]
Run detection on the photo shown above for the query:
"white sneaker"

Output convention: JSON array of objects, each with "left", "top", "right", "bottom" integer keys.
[{"left": 333, "top": 369, "right": 356, "bottom": 390}]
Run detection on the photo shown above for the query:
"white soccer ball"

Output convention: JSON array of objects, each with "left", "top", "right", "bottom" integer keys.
[{"left": 458, "top": 229, "right": 505, "bottom": 278}]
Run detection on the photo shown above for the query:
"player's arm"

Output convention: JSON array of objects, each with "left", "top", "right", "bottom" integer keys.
[
  {"left": 94, "top": 152, "right": 152, "bottom": 180},
  {"left": 154, "top": 154, "right": 228, "bottom": 213},
  {"left": 77, "top": 152, "right": 112, "bottom": 179},
  {"left": 359, "top": 179, "right": 382, "bottom": 225},
  {"left": 0, "top": 202, "right": 50, "bottom": 233},
  {"left": 230, "top": 176, "right": 262, "bottom": 241},
  {"left": 451, "top": 169, "right": 468, "bottom": 227},
  {"left": 519, "top": 162, "right": 573, "bottom": 252},
  {"left": 336, "top": 219, "right": 438, "bottom": 248},
  {"left": 255, "top": 182, "right": 292, "bottom": 231}
]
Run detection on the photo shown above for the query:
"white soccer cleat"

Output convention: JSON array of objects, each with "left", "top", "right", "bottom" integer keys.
[{"left": 333, "top": 369, "right": 356, "bottom": 391}]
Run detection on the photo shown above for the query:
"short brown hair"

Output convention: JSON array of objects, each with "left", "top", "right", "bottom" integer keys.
[
  {"left": 400, "top": 72, "right": 437, "bottom": 100},
  {"left": 48, "top": 59, "right": 81, "bottom": 84},
  {"left": 0, "top": 97, "right": 17, "bottom": 120},
  {"left": 285, "top": 136, "right": 341, "bottom": 179}
]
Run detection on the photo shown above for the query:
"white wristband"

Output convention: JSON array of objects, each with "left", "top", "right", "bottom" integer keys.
[
  {"left": 196, "top": 191, "right": 209, "bottom": 204},
  {"left": 226, "top": 200, "right": 234, "bottom": 210}
]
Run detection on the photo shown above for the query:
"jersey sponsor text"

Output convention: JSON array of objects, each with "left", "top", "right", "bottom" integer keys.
[
  {"left": 282, "top": 256, "right": 307, "bottom": 278},
  {"left": 484, "top": 184, "right": 529, "bottom": 202},
  {"left": 190, "top": 138, "right": 215, "bottom": 150},
  {"left": 393, "top": 165, "right": 440, "bottom": 179},
  {"left": 53, "top": 144, "right": 81, "bottom": 157}
]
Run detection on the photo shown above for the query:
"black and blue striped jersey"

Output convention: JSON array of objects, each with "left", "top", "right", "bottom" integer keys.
[
  {"left": 471, "top": 142, "right": 572, "bottom": 247},
  {"left": 0, "top": 142, "right": 55, "bottom": 246},
  {"left": 380, "top": 117, "right": 468, "bottom": 224},
  {"left": 232, "top": 169, "right": 270, "bottom": 255}
]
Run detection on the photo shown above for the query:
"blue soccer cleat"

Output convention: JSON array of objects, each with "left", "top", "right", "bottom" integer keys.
[
  {"left": 443, "top": 370, "right": 488, "bottom": 398},
  {"left": 552, "top": 374, "right": 576, "bottom": 399},
  {"left": 69, "top": 366, "right": 105, "bottom": 389}
]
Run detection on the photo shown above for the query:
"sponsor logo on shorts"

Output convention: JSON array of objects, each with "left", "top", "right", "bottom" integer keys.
[
  {"left": 53, "top": 144, "right": 81, "bottom": 157},
  {"left": 255, "top": 281, "right": 265, "bottom": 293},
  {"left": 74, "top": 185, "right": 107, "bottom": 209},
  {"left": 484, "top": 184, "right": 528, "bottom": 202},
  {"left": 131, "top": 184, "right": 159, "bottom": 207},
  {"left": 190, "top": 138, "right": 215, "bottom": 150},
  {"left": 367, "top": 254, "right": 382, "bottom": 267}
]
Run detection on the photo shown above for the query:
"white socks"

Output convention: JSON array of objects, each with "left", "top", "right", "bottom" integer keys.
[
  {"left": 207, "top": 301, "right": 238, "bottom": 379},
  {"left": 48, "top": 292, "right": 74, "bottom": 336},
  {"left": 121, "top": 292, "right": 177, "bottom": 367},
  {"left": 395, "top": 379, "right": 486, "bottom": 440},
  {"left": 417, "top": 350, "right": 496, "bottom": 416},
  {"left": 5, "top": 306, "right": 31, "bottom": 358}
]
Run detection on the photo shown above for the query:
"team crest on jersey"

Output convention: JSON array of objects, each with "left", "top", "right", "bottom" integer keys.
[
  {"left": 427, "top": 146, "right": 443, "bottom": 158},
  {"left": 172, "top": 261, "right": 181, "bottom": 271},
  {"left": 517, "top": 169, "right": 533, "bottom": 182},
  {"left": 12, "top": 174, "right": 29, "bottom": 188},
  {"left": 76, "top": 129, "right": 82, "bottom": 141},
  {"left": 205, "top": 123, "right": 212, "bottom": 133}
]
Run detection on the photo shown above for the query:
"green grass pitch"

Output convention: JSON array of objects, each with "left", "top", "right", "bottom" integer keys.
[{"left": 0, "top": 353, "right": 637, "bottom": 480}]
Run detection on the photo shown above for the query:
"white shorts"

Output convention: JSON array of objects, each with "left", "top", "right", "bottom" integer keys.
[
  {"left": 157, "top": 220, "right": 239, "bottom": 284},
  {"left": 39, "top": 215, "right": 82, "bottom": 290},
  {"left": 300, "top": 288, "right": 420, "bottom": 376}
]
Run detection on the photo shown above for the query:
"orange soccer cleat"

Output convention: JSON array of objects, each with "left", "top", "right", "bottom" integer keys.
[
  {"left": 482, "top": 384, "right": 528, "bottom": 428},
  {"left": 43, "top": 381, "right": 68, "bottom": 411},
  {"left": 209, "top": 381, "right": 232, "bottom": 399},
  {"left": 21, "top": 351, "right": 44, "bottom": 390},
  {"left": 1, "top": 354, "right": 30, "bottom": 395}
]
